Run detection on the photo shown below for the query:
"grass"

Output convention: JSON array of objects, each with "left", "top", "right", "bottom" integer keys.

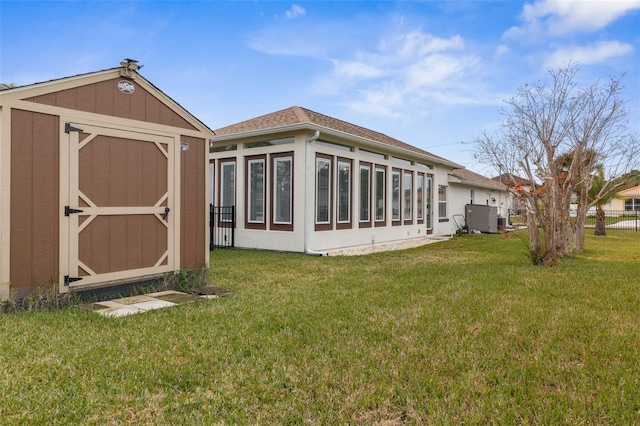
[{"left": 1, "top": 231, "right": 639, "bottom": 424}]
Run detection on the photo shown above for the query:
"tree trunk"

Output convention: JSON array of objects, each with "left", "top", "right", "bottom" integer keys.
[
  {"left": 526, "top": 209, "right": 544, "bottom": 265},
  {"left": 571, "top": 186, "right": 589, "bottom": 253},
  {"left": 542, "top": 218, "right": 558, "bottom": 266},
  {"left": 573, "top": 216, "right": 585, "bottom": 251},
  {"left": 594, "top": 205, "right": 607, "bottom": 236}
]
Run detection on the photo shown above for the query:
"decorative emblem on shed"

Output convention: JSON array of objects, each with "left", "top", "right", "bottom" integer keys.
[{"left": 118, "top": 80, "right": 135, "bottom": 94}]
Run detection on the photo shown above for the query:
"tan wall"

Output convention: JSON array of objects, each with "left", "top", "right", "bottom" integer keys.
[
  {"left": 180, "top": 135, "right": 206, "bottom": 268},
  {"left": 3, "top": 71, "right": 212, "bottom": 298},
  {"left": 25, "top": 78, "right": 197, "bottom": 131},
  {"left": 10, "top": 109, "right": 59, "bottom": 294}
]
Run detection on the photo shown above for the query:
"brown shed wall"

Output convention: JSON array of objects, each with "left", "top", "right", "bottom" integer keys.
[
  {"left": 25, "top": 78, "right": 197, "bottom": 131},
  {"left": 180, "top": 135, "right": 206, "bottom": 268},
  {"left": 10, "top": 109, "right": 60, "bottom": 294}
]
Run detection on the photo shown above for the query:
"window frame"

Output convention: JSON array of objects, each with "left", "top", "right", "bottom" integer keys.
[
  {"left": 336, "top": 157, "right": 353, "bottom": 229},
  {"left": 426, "top": 175, "right": 433, "bottom": 230},
  {"left": 417, "top": 172, "right": 424, "bottom": 224},
  {"left": 438, "top": 184, "right": 448, "bottom": 222},
  {"left": 315, "top": 154, "right": 333, "bottom": 231},
  {"left": 270, "top": 152, "right": 294, "bottom": 231},
  {"left": 375, "top": 166, "right": 386, "bottom": 227},
  {"left": 245, "top": 155, "right": 266, "bottom": 230},
  {"left": 403, "top": 170, "right": 413, "bottom": 225},
  {"left": 219, "top": 159, "right": 236, "bottom": 224},
  {"left": 391, "top": 168, "right": 402, "bottom": 225},
  {"left": 359, "top": 162, "right": 372, "bottom": 228},
  {"left": 625, "top": 198, "right": 640, "bottom": 211}
]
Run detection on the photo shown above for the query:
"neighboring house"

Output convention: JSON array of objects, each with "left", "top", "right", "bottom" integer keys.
[
  {"left": 611, "top": 185, "right": 640, "bottom": 211},
  {"left": 0, "top": 63, "right": 214, "bottom": 300},
  {"left": 492, "top": 173, "right": 534, "bottom": 213},
  {"left": 449, "top": 168, "right": 512, "bottom": 218},
  {"left": 209, "top": 106, "right": 463, "bottom": 254}
]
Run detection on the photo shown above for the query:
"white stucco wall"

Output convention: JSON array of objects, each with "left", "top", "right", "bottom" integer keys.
[{"left": 210, "top": 130, "right": 460, "bottom": 253}]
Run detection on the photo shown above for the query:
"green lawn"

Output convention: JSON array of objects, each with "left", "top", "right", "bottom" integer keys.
[{"left": 1, "top": 231, "right": 639, "bottom": 424}]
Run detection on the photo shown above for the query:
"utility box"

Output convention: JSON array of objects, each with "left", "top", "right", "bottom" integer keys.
[{"left": 466, "top": 204, "right": 498, "bottom": 233}]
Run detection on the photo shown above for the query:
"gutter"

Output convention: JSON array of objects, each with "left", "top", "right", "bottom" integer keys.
[{"left": 304, "top": 130, "right": 327, "bottom": 256}]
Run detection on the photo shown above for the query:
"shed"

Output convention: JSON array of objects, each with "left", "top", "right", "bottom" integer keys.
[{"left": 0, "top": 62, "right": 214, "bottom": 300}]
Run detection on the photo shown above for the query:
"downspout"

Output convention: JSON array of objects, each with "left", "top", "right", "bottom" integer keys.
[{"left": 304, "top": 130, "right": 327, "bottom": 256}]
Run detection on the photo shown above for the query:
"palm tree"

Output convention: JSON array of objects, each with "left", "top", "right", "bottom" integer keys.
[
  {"left": 589, "top": 169, "right": 640, "bottom": 236},
  {"left": 588, "top": 166, "right": 609, "bottom": 236}
]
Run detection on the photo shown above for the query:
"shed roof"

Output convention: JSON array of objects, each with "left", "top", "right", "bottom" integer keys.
[
  {"left": 214, "top": 106, "right": 462, "bottom": 168},
  {"left": 0, "top": 67, "right": 215, "bottom": 136}
]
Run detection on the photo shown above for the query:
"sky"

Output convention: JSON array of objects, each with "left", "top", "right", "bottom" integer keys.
[{"left": 1, "top": 0, "right": 639, "bottom": 175}]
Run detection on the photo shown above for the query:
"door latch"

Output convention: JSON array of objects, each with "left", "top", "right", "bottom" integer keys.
[{"left": 162, "top": 207, "right": 170, "bottom": 220}]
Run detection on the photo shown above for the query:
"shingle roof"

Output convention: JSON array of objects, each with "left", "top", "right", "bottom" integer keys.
[
  {"left": 618, "top": 185, "right": 640, "bottom": 197},
  {"left": 492, "top": 173, "right": 532, "bottom": 187},
  {"left": 451, "top": 169, "right": 506, "bottom": 190},
  {"left": 215, "top": 106, "right": 452, "bottom": 163}
]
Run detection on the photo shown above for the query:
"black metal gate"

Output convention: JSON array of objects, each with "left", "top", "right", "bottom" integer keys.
[{"left": 210, "top": 205, "right": 235, "bottom": 250}]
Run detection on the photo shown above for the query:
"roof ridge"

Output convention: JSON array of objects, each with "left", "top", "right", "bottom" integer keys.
[{"left": 291, "top": 106, "right": 311, "bottom": 123}]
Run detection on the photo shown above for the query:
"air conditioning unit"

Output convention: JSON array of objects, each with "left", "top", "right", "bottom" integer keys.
[{"left": 465, "top": 204, "right": 498, "bottom": 233}]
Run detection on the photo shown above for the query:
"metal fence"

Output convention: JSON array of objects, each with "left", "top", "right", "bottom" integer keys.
[
  {"left": 210, "top": 205, "right": 235, "bottom": 250},
  {"left": 582, "top": 210, "right": 639, "bottom": 232},
  {"left": 507, "top": 209, "right": 639, "bottom": 232}
]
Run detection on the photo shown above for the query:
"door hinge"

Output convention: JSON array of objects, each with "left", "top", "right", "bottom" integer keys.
[
  {"left": 65, "top": 123, "right": 84, "bottom": 133},
  {"left": 64, "top": 275, "right": 83, "bottom": 286},
  {"left": 65, "top": 206, "right": 84, "bottom": 216}
]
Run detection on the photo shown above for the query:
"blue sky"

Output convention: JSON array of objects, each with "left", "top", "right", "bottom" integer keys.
[{"left": 2, "top": 1, "right": 639, "bottom": 175}]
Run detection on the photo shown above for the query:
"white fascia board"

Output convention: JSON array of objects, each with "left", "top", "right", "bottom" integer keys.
[
  {"left": 212, "top": 123, "right": 310, "bottom": 142},
  {"left": 449, "top": 177, "right": 507, "bottom": 191}
]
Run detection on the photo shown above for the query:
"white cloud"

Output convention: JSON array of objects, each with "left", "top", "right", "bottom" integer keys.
[
  {"left": 544, "top": 40, "right": 635, "bottom": 68},
  {"left": 316, "top": 30, "right": 487, "bottom": 118},
  {"left": 494, "top": 44, "right": 509, "bottom": 57},
  {"left": 250, "top": 21, "right": 488, "bottom": 119},
  {"left": 285, "top": 4, "right": 305, "bottom": 20},
  {"left": 506, "top": 0, "right": 640, "bottom": 38},
  {"left": 332, "top": 59, "right": 386, "bottom": 79}
]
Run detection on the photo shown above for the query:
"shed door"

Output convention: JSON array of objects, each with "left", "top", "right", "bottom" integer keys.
[{"left": 60, "top": 123, "right": 176, "bottom": 292}]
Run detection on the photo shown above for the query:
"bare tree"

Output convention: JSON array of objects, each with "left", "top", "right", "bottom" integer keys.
[{"left": 474, "top": 64, "right": 639, "bottom": 265}]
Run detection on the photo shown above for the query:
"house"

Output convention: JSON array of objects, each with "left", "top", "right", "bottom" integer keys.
[
  {"left": 209, "top": 106, "right": 464, "bottom": 254},
  {"left": 0, "top": 62, "right": 214, "bottom": 300},
  {"left": 448, "top": 168, "right": 512, "bottom": 232},
  {"left": 492, "top": 173, "right": 534, "bottom": 214},
  {"left": 610, "top": 185, "right": 640, "bottom": 211},
  {"left": 449, "top": 168, "right": 512, "bottom": 217}
]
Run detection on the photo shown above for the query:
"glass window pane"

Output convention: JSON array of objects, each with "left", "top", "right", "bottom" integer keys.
[
  {"left": 316, "top": 158, "right": 331, "bottom": 223},
  {"left": 438, "top": 185, "right": 447, "bottom": 219},
  {"left": 274, "top": 157, "right": 292, "bottom": 224},
  {"left": 375, "top": 168, "right": 385, "bottom": 222},
  {"left": 417, "top": 175, "right": 424, "bottom": 219},
  {"left": 248, "top": 160, "right": 264, "bottom": 222},
  {"left": 221, "top": 162, "right": 235, "bottom": 207},
  {"left": 338, "top": 161, "right": 351, "bottom": 223},
  {"left": 392, "top": 171, "right": 400, "bottom": 220},
  {"left": 360, "top": 166, "right": 371, "bottom": 222},
  {"left": 404, "top": 171, "right": 412, "bottom": 220},
  {"left": 426, "top": 177, "right": 432, "bottom": 228}
]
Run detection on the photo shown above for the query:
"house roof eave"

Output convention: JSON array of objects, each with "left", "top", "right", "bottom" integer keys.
[{"left": 213, "top": 122, "right": 464, "bottom": 169}]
